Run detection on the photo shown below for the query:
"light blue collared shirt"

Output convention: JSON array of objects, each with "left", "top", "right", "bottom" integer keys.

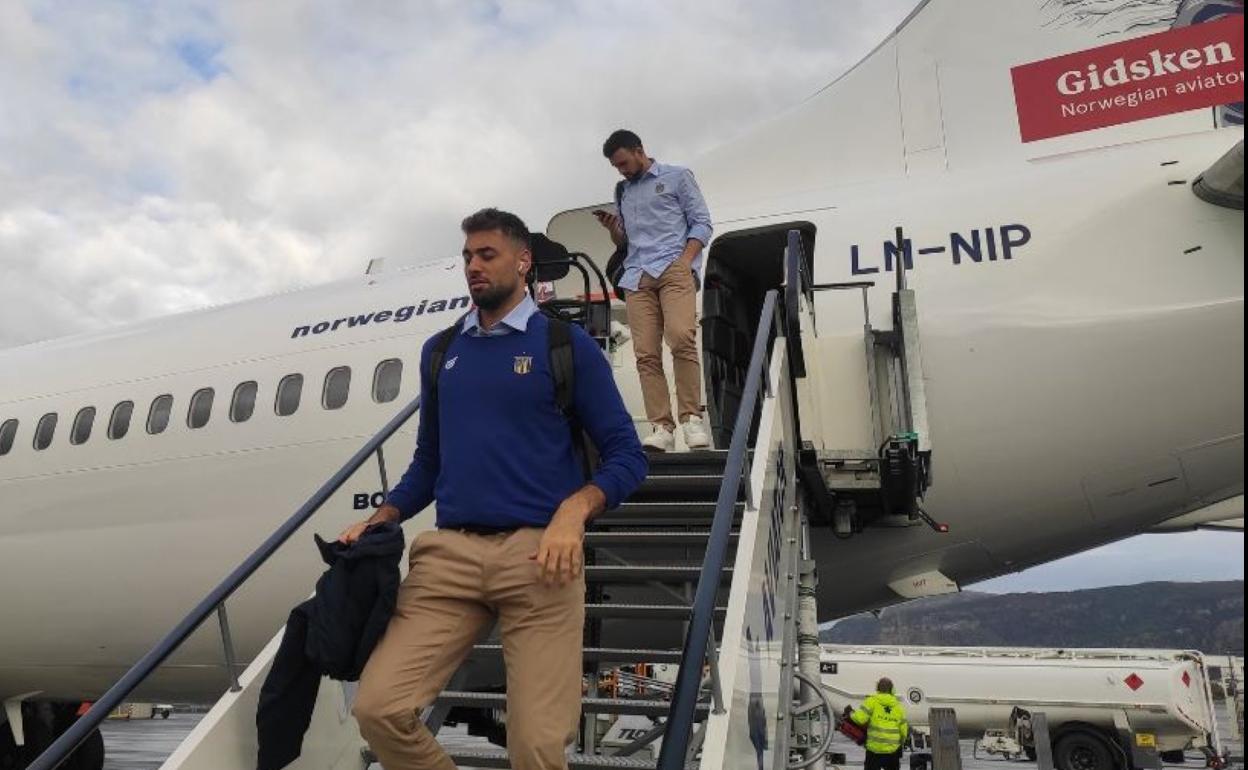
[
  {"left": 461, "top": 294, "right": 538, "bottom": 337},
  {"left": 616, "top": 160, "right": 713, "bottom": 292}
]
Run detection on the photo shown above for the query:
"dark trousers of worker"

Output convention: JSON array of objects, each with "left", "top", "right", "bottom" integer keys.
[
  {"left": 865, "top": 749, "right": 902, "bottom": 770},
  {"left": 353, "top": 527, "right": 585, "bottom": 770}
]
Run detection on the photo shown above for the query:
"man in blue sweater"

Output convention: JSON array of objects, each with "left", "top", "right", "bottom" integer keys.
[{"left": 344, "top": 208, "right": 647, "bottom": 770}]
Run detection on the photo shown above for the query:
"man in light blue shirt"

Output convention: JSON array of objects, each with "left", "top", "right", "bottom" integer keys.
[{"left": 596, "top": 129, "right": 713, "bottom": 452}]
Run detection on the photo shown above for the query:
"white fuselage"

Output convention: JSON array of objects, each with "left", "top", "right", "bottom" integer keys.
[{"left": 0, "top": 0, "right": 1243, "bottom": 704}]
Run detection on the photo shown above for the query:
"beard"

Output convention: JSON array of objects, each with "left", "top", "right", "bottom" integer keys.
[{"left": 470, "top": 278, "right": 518, "bottom": 310}]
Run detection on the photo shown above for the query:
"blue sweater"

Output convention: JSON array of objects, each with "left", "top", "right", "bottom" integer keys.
[{"left": 386, "top": 313, "right": 648, "bottom": 529}]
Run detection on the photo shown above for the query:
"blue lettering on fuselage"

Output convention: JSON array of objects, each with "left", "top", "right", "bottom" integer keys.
[{"left": 851, "top": 224, "right": 1032, "bottom": 275}]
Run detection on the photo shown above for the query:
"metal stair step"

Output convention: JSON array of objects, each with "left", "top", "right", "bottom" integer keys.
[
  {"left": 585, "top": 565, "right": 730, "bottom": 584},
  {"left": 645, "top": 449, "right": 728, "bottom": 464},
  {"left": 470, "top": 644, "right": 684, "bottom": 664},
  {"left": 436, "top": 691, "right": 708, "bottom": 717},
  {"left": 584, "top": 530, "right": 737, "bottom": 546},
  {"left": 584, "top": 603, "right": 727, "bottom": 620},
  {"left": 627, "top": 475, "right": 737, "bottom": 503},
  {"left": 599, "top": 501, "right": 743, "bottom": 525},
  {"left": 444, "top": 747, "right": 668, "bottom": 769},
  {"left": 644, "top": 450, "right": 730, "bottom": 476}
]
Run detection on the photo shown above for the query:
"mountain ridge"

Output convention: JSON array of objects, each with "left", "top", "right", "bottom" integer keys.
[{"left": 821, "top": 580, "right": 1244, "bottom": 654}]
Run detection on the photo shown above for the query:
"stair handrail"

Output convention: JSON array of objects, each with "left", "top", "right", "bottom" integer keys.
[
  {"left": 657, "top": 288, "right": 780, "bottom": 769},
  {"left": 660, "top": 229, "right": 810, "bottom": 766},
  {"left": 784, "top": 228, "right": 810, "bottom": 379},
  {"left": 28, "top": 396, "right": 423, "bottom": 770}
]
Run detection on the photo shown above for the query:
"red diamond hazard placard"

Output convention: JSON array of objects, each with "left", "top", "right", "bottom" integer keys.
[
  {"left": 1125, "top": 673, "right": 1145, "bottom": 691},
  {"left": 1182, "top": 671, "right": 1192, "bottom": 687}
]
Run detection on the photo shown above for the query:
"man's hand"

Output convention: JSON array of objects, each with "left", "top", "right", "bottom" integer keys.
[
  {"left": 594, "top": 210, "right": 625, "bottom": 246},
  {"left": 338, "top": 504, "right": 400, "bottom": 544},
  {"left": 678, "top": 238, "right": 703, "bottom": 270},
  {"left": 532, "top": 485, "right": 606, "bottom": 586}
]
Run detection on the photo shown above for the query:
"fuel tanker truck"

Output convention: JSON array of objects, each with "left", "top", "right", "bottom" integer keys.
[{"left": 820, "top": 645, "right": 1229, "bottom": 770}]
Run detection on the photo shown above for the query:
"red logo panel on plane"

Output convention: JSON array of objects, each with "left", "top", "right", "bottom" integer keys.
[{"left": 1011, "top": 14, "right": 1244, "bottom": 142}]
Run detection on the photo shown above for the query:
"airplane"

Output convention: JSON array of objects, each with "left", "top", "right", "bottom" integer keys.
[{"left": 1, "top": 0, "right": 1242, "bottom": 766}]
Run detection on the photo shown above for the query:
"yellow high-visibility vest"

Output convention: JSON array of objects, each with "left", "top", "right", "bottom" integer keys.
[{"left": 850, "top": 692, "right": 909, "bottom": 755}]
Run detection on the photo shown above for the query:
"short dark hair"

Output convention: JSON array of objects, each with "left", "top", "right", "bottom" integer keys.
[
  {"left": 461, "top": 207, "right": 530, "bottom": 250},
  {"left": 603, "top": 129, "right": 643, "bottom": 158},
  {"left": 877, "top": 677, "right": 894, "bottom": 694}
]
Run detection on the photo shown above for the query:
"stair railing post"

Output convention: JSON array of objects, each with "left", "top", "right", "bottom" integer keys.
[
  {"left": 376, "top": 445, "right": 390, "bottom": 496},
  {"left": 216, "top": 603, "right": 242, "bottom": 693},
  {"left": 796, "top": 518, "right": 825, "bottom": 770},
  {"left": 705, "top": 631, "right": 726, "bottom": 715}
]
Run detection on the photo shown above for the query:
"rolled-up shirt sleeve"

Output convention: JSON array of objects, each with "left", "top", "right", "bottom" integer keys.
[
  {"left": 570, "top": 330, "right": 647, "bottom": 510},
  {"left": 680, "top": 169, "right": 713, "bottom": 246},
  {"left": 384, "top": 338, "right": 440, "bottom": 520}
]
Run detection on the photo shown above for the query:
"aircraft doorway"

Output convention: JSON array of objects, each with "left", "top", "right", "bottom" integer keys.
[{"left": 701, "top": 222, "right": 815, "bottom": 447}]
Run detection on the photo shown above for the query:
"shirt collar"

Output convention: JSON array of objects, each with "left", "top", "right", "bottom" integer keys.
[
  {"left": 461, "top": 293, "right": 539, "bottom": 335},
  {"left": 627, "top": 159, "right": 661, "bottom": 185}
]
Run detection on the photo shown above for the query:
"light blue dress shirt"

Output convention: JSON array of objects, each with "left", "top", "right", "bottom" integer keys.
[
  {"left": 461, "top": 294, "right": 538, "bottom": 337},
  {"left": 617, "top": 160, "right": 713, "bottom": 292}
]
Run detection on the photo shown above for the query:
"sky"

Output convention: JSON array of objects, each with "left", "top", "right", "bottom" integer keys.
[{"left": 0, "top": 0, "right": 1242, "bottom": 593}]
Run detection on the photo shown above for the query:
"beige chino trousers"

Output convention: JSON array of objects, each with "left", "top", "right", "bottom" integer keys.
[
  {"left": 623, "top": 259, "right": 703, "bottom": 432},
  {"left": 354, "top": 527, "right": 585, "bottom": 770}
]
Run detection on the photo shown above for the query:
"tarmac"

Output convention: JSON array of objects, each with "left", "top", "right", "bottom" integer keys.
[{"left": 99, "top": 707, "right": 1243, "bottom": 770}]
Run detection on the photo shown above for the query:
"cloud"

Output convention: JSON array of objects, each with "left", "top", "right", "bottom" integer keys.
[{"left": 0, "top": 0, "right": 919, "bottom": 348}]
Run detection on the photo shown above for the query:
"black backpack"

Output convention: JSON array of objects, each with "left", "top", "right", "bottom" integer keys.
[
  {"left": 603, "top": 181, "right": 628, "bottom": 301},
  {"left": 424, "top": 311, "right": 592, "bottom": 479}
]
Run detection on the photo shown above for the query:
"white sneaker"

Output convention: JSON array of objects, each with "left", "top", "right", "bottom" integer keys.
[
  {"left": 682, "top": 416, "right": 711, "bottom": 450},
  {"left": 641, "top": 424, "right": 676, "bottom": 452}
]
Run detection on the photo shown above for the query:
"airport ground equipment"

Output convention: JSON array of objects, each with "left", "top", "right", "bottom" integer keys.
[
  {"left": 929, "top": 708, "right": 963, "bottom": 770},
  {"left": 820, "top": 644, "right": 1229, "bottom": 770},
  {"left": 973, "top": 729, "right": 1025, "bottom": 761},
  {"left": 26, "top": 230, "right": 935, "bottom": 770}
]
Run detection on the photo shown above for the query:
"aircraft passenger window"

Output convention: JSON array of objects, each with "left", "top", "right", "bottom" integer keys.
[
  {"left": 34, "top": 413, "right": 57, "bottom": 450},
  {"left": 323, "top": 367, "right": 351, "bottom": 410},
  {"left": 109, "top": 401, "right": 134, "bottom": 440},
  {"left": 231, "top": 381, "right": 258, "bottom": 423},
  {"left": 373, "top": 359, "right": 403, "bottom": 403},
  {"left": 188, "top": 388, "right": 215, "bottom": 429},
  {"left": 275, "top": 374, "right": 303, "bottom": 417},
  {"left": 70, "top": 407, "right": 96, "bottom": 445},
  {"left": 0, "top": 419, "right": 17, "bottom": 456},
  {"left": 147, "top": 395, "right": 174, "bottom": 435}
]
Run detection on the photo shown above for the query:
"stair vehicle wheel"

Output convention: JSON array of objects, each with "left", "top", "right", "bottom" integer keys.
[
  {"left": 1054, "top": 731, "right": 1115, "bottom": 770},
  {"left": 61, "top": 729, "right": 104, "bottom": 770}
]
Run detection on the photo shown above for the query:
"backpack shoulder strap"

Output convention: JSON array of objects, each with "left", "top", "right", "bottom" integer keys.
[
  {"left": 546, "top": 317, "right": 594, "bottom": 481},
  {"left": 545, "top": 317, "right": 575, "bottom": 418},
  {"left": 613, "top": 180, "right": 626, "bottom": 221},
  {"left": 425, "top": 318, "right": 465, "bottom": 407}
]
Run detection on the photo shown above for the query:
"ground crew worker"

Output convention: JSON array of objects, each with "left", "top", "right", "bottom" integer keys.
[
  {"left": 851, "top": 677, "right": 910, "bottom": 770},
  {"left": 344, "top": 208, "right": 648, "bottom": 770}
]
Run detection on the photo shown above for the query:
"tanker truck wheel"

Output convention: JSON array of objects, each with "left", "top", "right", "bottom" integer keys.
[
  {"left": 1054, "top": 731, "right": 1115, "bottom": 770},
  {"left": 1025, "top": 747, "right": 1038, "bottom": 762}
]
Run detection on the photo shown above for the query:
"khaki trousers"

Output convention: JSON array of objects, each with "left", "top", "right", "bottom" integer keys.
[
  {"left": 624, "top": 260, "right": 703, "bottom": 431},
  {"left": 354, "top": 527, "right": 585, "bottom": 770}
]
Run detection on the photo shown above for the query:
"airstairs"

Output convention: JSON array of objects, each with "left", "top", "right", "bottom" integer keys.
[{"left": 28, "top": 230, "right": 935, "bottom": 770}]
